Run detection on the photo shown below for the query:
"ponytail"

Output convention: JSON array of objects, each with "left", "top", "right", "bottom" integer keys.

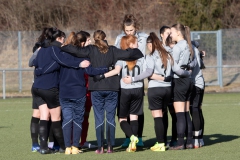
[
  {"left": 93, "top": 30, "right": 109, "bottom": 54},
  {"left": 64, "top": 32, "right": 75, "bottom": 45},
  {"left": 172, "top": 24, "right": 194, "bottom": 60},
  {"left": 184, "top": 26, "right": 194, "bottom": 60},
  {"left": 64, "top": 31, "right": 87, "bottom": 47},
  {"left": 120, "top": 35, "right": 138, "bottom": 71},
  {"left": 147, "top": 32, "right": 173, "bottom": 69}
]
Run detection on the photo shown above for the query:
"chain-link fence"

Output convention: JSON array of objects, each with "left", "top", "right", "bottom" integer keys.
[{"left": 1, "top": 29, "right": 240, "bottom": 98}]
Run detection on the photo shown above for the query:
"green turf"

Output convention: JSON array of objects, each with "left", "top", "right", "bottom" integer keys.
[{"left": 0, "top": 93, "right": 240, "bottom": 160}]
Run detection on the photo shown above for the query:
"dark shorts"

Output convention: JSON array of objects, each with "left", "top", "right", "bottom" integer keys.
[
  {"left": 173, "top": 78, "right": 192, "bottom": 102},
  {"left": 31, "top": 86, "right": 44, "bottom": 109},
  {"left": 31, "top": 87, "right": 60, "bottom": 109},
  {"left": 148, "top": 86, "right": 172, "bottom": 111},
  {"left": 167, "top": 85, "right": 174, "bottom": 111},
  {"left": 190, "top": 85, "right": 204, "bottom": 109},
  {"left": 118, "top": 88, "right": 144, "bottom": 118}
]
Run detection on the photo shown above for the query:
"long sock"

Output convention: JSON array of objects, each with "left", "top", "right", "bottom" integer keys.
[
  {"left": 125, "top": 116, "right": 130, "bottom": 138},
  {"left": 185, "top": 111, "right": 193, "bottom": 144},
  {"left": 48, "top": 121, "right": 54, "bottom": 142},
  {"left": 191, "top": 109, "right": 201, "bottom": 131},
  {"left": 169, "top": 111, "right": 177, "bottom": 141},
  {"left": 138, "top": 114, "right": 144, "bottom": 137},
  {"left": 80, "top": 115, "right": 89, "bottom": 145},
  {"left": 199, "top": 109, "right": 205, "bottom": 139},
  {"left": 120, "top": 121, "right": 133, "bottom": 138},
  {"left": 130, "top": 120, "right": 138, "bottom": 136},
  {"left": 39, "top": 120, "right": 49, "bottom": 149},
  {"left": 52, "top": 121, "right": 65, "bottom": 149},
  {"left": 176, "top": 112, "right": 186, "bottom": 146},
  {"left": 154, "top": 117, "right": 165, "bottom": 143},
  {"left": 30, "top": 117, "right": 40, "bottom": 145},
  {"left": 162, "top": 111, "right": 168, "bottom": 143}
]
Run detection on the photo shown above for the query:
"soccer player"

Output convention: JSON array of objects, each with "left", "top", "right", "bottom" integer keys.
[
  {"left": 61, "top": 30, "right": 143, "bottom": 154},
  {"left": 115, "top": 14, "right": 148, "bottom": 147}
]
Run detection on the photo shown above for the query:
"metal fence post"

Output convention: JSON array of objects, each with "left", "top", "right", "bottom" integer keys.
[
  {"left": 18, "top": 31, "right": 22, "bottom": 92},
  {"left": 3, "top": 70, "right": 6, "bottom": 99},
  {"left": 217, "top": 30, "right": 223, "bottom": 87}
]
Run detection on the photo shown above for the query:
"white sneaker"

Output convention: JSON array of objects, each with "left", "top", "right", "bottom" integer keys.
[{"left": 81, "top": 142, "right": 97, "bottom": 149}]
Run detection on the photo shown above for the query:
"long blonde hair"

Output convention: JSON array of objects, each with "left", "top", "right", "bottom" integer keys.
[{"left": 120, "top": 35, "right": 137, "bottom": 71}]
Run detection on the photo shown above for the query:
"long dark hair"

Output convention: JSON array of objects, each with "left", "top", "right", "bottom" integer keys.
[
  {"left": 36, "top": 27, "right": 49, "bottom": 43},
  {"left": 147, "top": 32, "right": 173, "bottom": 69},
  {"left": 159, "top": 26, "right": 170, "bottom": 40},
  {"left": 172, "top": 24, "right": 194, "bottom": 59},
  {"left": 45, "top": 27, "right": 65, "bottom": 42}
]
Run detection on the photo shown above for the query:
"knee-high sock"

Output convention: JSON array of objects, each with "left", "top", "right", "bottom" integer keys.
[
  {"left": 30, "top": 117, "right": 40, "bottom": 145},
  {"left": 138, "top": 114, "right": 144, "bottom": 137},
  {"left": 48, "top": 121, "right": 59, "bottom": 147},
  {"left": 125, "top": 116, "right": 130, "bottom": 138},
  {"left": 52, "top": 121, "right": 65, "bottom": 149},
  {"left": 39, "top": 120, "right": 49, "bottom": 150},
  {"left": 120, "top": 121, "right": 133, "bottom": 138},
  {"left": 163, "top": 111, "right": 168, "bottom": 143},
  {"left": 169, "top": 111, "right": 177, "bottom": 141},
  {"left": 154, "top": 117, "right": 165, "bottom": 143},
  {"left": 130, "top": 120, "right": 138, "bottom": 136},
  {"left": 176, "top": 112, "right": 186, "bottom": 146},
  {"left": 185, "top": 111, "right": 193, "bottom": 144},
  {"left": 199, "top": 109, "right": 205, "bottom": 139},
  {"left": 191, "top": 109, "right": 201, "bottom": 131}
]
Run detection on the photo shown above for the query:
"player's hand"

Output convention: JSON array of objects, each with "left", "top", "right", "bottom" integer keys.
[
  {"left": 80, "top": 60, "right": 90, "bottom": 68},
  {"left": 122, "top": 76, "right": 132, "bottom": 84}
]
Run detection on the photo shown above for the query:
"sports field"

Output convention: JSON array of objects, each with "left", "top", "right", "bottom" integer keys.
[{"left": 0, "top": 93, "right": 239, "bottom": 160}]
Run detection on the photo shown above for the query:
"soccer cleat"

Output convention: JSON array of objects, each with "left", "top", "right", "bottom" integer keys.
[
  {"left": 39, "top": 148, "right": 55, "bottom": 154},
  {"left": 136, "top": 137, "right": 144, "bottom": 147},
  {"left": 32, "top": 144, "right": 40, "bottom": 152},
  {"left": 95, "top": 149, "right": 104, "bottom": 154},
  {"left": 58, "top": 148, "right": 65, "bottom": 153},
  {"left": 169, "top": 145, "right": 185, "bottom": 150},
  {"left": 186, "top": 143, "right": 193, "bottom": 149},
  {"left": 126, "top": 135, "right": 139, "bottom": 152},
  {"left": 51, "top": 145, "right": 60, "bottom": 152},
  {"left": 150, "top": 142, "right": 166, "bottom": 151},
  {"left": 169, "top": 140, "right": 178, "bottom": 147},
  {"left": 65, "top": 147, "right": 71, "bottom": 155},
  {"left": 121, "top": 138, "right": 130, "bottom": 147},
  {"left": 192, "top": 139, "right": 200, "bottom": 149},
  {"left": 106, "top": 150, "right": 113, "bottom": 153},
  {"left": 199, "top": 139, "right": 204, "bottom": 147},
  {"left": 81, "top": 142, "right": 97, "bottom": 149},
  {"left": 71, "top": 146, "right": 83, "bottom": 154}
]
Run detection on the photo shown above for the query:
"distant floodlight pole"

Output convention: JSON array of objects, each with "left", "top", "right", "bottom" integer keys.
[{"left": 18, "top": 31, "right": 22, "bottom": 93}]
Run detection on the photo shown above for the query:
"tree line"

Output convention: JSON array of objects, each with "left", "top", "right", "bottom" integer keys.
[{"left": 0, "top": 0, "right": 239, "bottom": 31}]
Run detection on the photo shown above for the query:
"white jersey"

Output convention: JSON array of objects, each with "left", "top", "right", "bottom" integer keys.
[{"left": 115, "top": 31, "right": 148, "bottom": 56}]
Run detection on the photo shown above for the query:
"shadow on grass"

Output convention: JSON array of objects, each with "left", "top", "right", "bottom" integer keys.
[
  {"left": 203, "top": 134, "right": 239, "bottom": 146},
  {"left": 80, "top": 134, "right": 239, "bottom": 153},
  {"left": 0, "top": 126, "right": 10, "bottom": 129}
]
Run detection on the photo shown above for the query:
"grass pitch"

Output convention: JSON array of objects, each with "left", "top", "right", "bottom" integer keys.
[{"left": 0, "top": 93, "right": 239, "bottom": 160}]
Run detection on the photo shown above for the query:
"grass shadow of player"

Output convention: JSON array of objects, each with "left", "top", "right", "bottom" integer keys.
[{"left": 203, "top": 134, "right": 239, "bottom": 146}]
